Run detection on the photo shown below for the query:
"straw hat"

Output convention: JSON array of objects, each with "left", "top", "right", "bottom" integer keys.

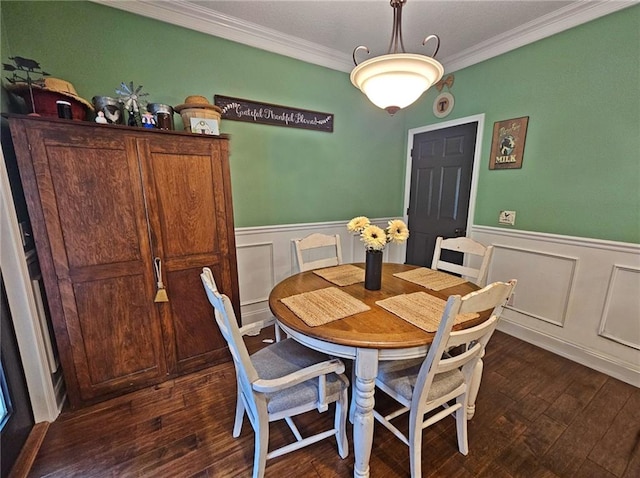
[
  {"left": 174, "top": 95, "right": 221, "bottom": 113},
  {"left": 5, "top": 77, "right": 93, "bottom": 110}
]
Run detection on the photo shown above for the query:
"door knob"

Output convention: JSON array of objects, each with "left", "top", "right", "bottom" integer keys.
[{"left": 454, "top": 228, "right": 465, "bottom": 237}]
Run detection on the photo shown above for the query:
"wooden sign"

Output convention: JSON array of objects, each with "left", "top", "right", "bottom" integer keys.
[
  {"left": 214, "top": 95, "right": 334, "bottom": 133},
  {"left": 489, "top": 116, "right": 529, "bottom": 169}
]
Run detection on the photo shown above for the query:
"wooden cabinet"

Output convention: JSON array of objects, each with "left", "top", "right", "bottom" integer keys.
[{"left": 8, "top": 116, "right": 240, "bottom": 408}]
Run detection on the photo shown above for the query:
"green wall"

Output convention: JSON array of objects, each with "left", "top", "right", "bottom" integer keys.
[
  {"left": 2, "top": 2, "right": 638, "bottom": 243},
  {"left": 0, "top": 1, "right": 406, "bottom": 227},
  {"left": 405, "top": 6, "right": 640, "bottom": 243}
]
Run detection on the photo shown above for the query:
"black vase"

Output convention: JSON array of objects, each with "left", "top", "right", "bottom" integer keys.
[{"left": 364, "top": 249, "right": 383, "bottom": 290}]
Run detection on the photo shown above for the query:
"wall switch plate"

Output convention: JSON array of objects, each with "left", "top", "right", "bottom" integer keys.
[{"left": 499, "top": 210, "right": 516, "bottom": 225}]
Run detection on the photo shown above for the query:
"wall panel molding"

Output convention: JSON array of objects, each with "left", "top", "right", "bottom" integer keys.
[
  {"left": 490, "top": 244, "right": 578, "bottom": 327},
  {"left": 599, "top": 265, "right": 640, "bottom": 350},
  {"left": 472, "top": 225, "right": 640, "bottom": 387},
  {"left": 236, "top": 242, "right": 275, "bottom": 306}
]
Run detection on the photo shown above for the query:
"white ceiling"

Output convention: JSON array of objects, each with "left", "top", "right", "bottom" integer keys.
[{"left": 96, "top": 0, "right": 635, "bottom": 73}]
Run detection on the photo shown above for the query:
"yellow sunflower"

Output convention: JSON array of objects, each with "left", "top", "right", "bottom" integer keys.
[
  {"left": 347, "top": 216, "right": 370, "bottom": 233},
  {"left": 387, "top": 219, "right": 409, "bottom": 244},
  {"left": 361, "top": 225, "right": 388, "bottom": 250}
]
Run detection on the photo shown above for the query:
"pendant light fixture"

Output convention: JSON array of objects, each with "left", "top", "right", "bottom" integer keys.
[{"left": 350, "top": 0, "right": 444, "bottom": 115}]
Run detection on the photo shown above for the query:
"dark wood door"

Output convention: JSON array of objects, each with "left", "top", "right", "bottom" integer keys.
[
  {"left": 11, "top": 120, "right": 167, "bottom": 406},
  {"left": 138, "top": 135, "right": 239, "bottom": 374},
  {"left": 405, "top": 122, "right": 478, "bottom": 266}
]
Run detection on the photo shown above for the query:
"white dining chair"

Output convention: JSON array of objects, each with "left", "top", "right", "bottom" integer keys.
[
  {"left": 373, "top": 279, "right": 517, "bottom": 478},
  {"left": 293, "top": 233, "right": 343, "bottom": 272},
  {"left": 200, "top": 267, "right": 349, "bottom": 478},
  {"left": 431, "top": 236, "right": 494, "bottom": 286}
]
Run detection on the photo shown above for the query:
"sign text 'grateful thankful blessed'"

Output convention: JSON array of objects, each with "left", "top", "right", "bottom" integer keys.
[{"left": 214, "top": 95, "right": 333, "bottom": 133}]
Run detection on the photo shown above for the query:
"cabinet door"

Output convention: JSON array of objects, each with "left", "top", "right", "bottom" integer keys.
[
  {"left": 138, "top": 134, "right": 239, "bottom": 374},
  {"left": 10, "top": 120, "right": 167, "bottom": 406}
]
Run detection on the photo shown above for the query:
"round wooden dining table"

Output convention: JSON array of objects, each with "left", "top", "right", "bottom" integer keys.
[{"left": 269, "top": 263, "right": 482, "bottom": 478}]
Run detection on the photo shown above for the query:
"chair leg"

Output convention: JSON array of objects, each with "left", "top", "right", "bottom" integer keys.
[
  {"left": 233, "top": 383, "right": 245, "bottom": 438},
  {"left": 455, "top": 395, "right": 469, "bottom": 455},
  {"left": 274, "top": 322, "right": 283, "bottom": 342},
  {"left": 408, "top": 412, "right": 424, "bottom": 478},
  {"left": 335, "top": 388, "right": 349, "bottom": 458},
  {"left": 253, "top": 420, "right": 269, "bottom": 478}
]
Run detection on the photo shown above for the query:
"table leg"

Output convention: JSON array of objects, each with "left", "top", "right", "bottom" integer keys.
[{"left": 352, "top": 348, "right": 378, "bottom": 478}]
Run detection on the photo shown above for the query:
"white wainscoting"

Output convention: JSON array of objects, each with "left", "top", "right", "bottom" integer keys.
[
  {"left": 235, "top": 218, "right": 405, "bottom": 325},
  {"left": 472, "top": 225, "right": 639, "bottom": 386},
  {"left": 235, "top": 221, "right": 639, "bottom": 387}
]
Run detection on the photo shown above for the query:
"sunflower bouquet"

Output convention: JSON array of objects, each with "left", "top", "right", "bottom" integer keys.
[{"left": 347, "top": 216, "right": 409, "bottom": 251}]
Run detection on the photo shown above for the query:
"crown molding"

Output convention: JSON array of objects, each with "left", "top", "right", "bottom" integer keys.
[
  {"left": 441, "top": 0, "right": 638, "bottom": 73},
  {"left": 92, "top": 0, "right": 636, "bottom": 74},
  {"left": 91, "top": 0, "right": 352, "bottom": 71}
]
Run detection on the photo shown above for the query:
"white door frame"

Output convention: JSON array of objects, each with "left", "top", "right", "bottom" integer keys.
[
  {"left": 403, "top": 114, "right": 486, "bottom": 238},
  {"left": 1, "top": 147, "right": 60, "bottom": 422}
]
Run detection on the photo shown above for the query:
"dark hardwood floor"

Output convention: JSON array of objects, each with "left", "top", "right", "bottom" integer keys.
[{"left": 27, "top": 329, "right": 640, "bottom": 477}]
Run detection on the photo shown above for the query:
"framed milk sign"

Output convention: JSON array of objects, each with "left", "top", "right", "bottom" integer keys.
[{"left": 489, "top": 116, "right": 529, "bottom": 170}]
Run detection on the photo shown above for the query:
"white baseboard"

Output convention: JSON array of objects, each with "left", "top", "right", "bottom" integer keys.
[{"left": 498, "top": 318, "right": 639, "bottom": 387}]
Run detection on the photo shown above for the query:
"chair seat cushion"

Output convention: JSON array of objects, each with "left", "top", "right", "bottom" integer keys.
[
  {"left": 251, "top": 338, "right": 347, "bottom": 414},
  {"left": 377, "top": 358, "right": 464, "bottom": 402}
]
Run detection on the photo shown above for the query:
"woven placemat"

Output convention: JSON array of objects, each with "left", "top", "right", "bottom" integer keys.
[
  {"left": 313, "top": 264, "right": 365, "bottom": 286},
  {"left": 376, "top": 292, "right": 478, "bottom": 333},
  {"left": 394, "top": 268, "right": 467, "bottom": 291},
  {"left": 280, "top": 287, "right": 370, "bottom": 327}
]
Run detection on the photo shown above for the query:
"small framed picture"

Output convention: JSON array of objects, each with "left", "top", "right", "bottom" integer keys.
[
  {"left": 190, "top": 117, "right": 220, "bottom": 135},
  {"left": 489, "top": 116, "right": 529, "bottom": 170}
]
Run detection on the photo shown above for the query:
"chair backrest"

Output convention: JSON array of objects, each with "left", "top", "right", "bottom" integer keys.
[
  {"left": 431, "top": 236, "right": 494, "bottom": 286},
  {"left": 200, "top": 268, "right": 260, "bottom": 403},
  {"left": 412, "top": 279, "right": 517, "bottom": 408},
  {"left": 293, "top": 233, "right": 343, "bottom": 272}
]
